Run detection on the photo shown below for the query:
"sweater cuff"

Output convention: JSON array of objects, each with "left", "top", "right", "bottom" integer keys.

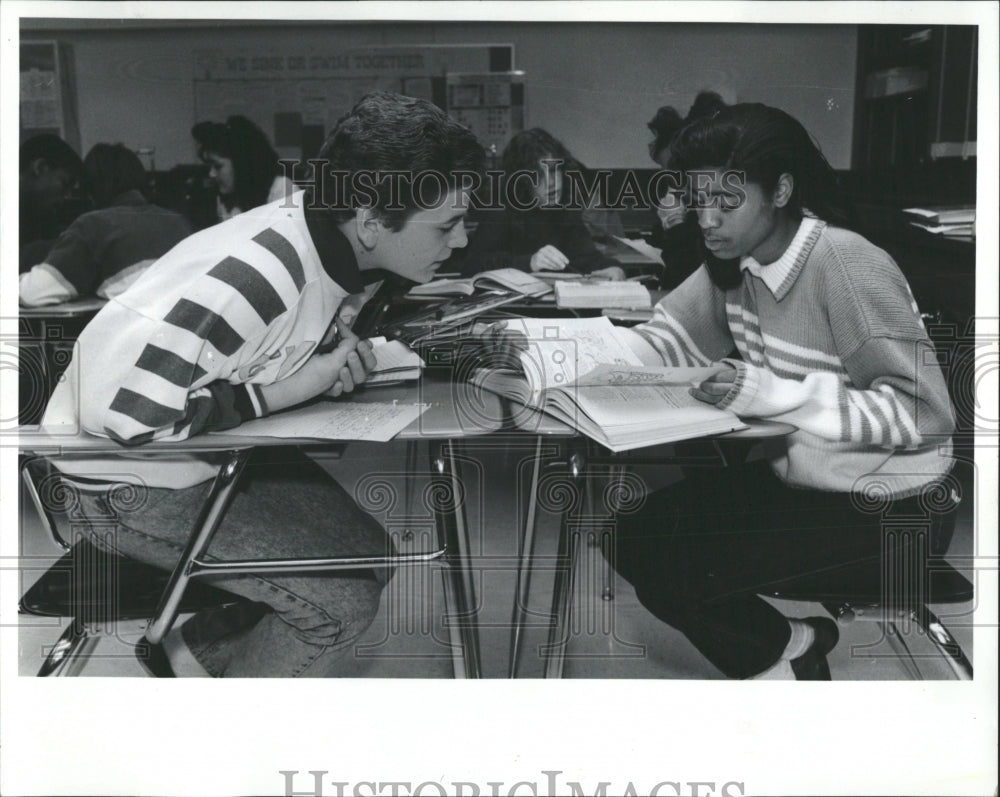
[
  {"left": 716, "top": 358, "right": 762, "bottom": 415},
  {"left": 233, "top": 383, "right": 269, "bottom": 422}
]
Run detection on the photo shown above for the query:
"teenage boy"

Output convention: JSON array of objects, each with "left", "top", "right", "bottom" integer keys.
[{"left": 41, "top": 91, "right": 485, "bottom": 677}]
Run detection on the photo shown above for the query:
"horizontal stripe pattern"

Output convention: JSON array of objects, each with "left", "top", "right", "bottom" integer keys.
[
  {"left": 253, "top": 227, "right": 305, "bottom": 291},
  {"left": 134, "top": 344, "right": 207, "bottom": 387},
  {"left": 640, "top": 307, "right": 714, "bottom": 366},
  {"left": 207, "top": 256, "right": 287, "bottom": 325},
  {"left": 108, "top": 387, "right": 180, "bottom": 430},
  {"left": 164, "top": 298, "right": 244, "bottom": 356}
]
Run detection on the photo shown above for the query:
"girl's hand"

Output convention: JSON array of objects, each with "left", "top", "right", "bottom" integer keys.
[
  {"left": 530, "top": 245, "right": 570, "bottom": 272},
  {"left": 472, "top": 320, "right": 529, "bottom": 369},
  {"left": 589, "top": 266, "right": 627, "bottom": 281},
  {"left": 689, "top": 367, "right": 737, "bottom": 405},
  {"left": 656, "top": 192, "right": 687, "bottom": 230}
]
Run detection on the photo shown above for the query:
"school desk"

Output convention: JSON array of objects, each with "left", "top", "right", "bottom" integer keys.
[
  {"left": 17, "top": 298, "right": 108, "bottom": 425},
  {"left": 18, "top": 376, "right": 503, "bottom": 679},
  {"left": 503, "top": 403, "right": 796, "bottom": 678}
]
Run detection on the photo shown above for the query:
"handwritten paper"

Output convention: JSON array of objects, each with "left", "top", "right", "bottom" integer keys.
[{"left": 218, "top": 401, "right": 427, "bottom": 442}]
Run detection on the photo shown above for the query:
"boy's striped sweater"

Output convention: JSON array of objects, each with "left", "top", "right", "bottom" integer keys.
[
  {"left": 621, "top": 218, "right": 955, "bottom": 498},
  {"left": 42, "top": 191, "right": 375, "bottom": 489}
]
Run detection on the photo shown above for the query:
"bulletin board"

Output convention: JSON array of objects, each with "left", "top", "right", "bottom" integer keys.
[
  {"left": 20, "top": 40, "right": 80, "bottom": 149},
  {"left": 192, "top": 44, "right": 516, "bottom": 161},
  {"left": 446, "top": 71, "right": 526, "bottom": 158}
]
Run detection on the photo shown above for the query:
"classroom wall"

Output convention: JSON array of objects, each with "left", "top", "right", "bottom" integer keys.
[{"left": 21, "top": 20, "right": 857, "bottom": 169}]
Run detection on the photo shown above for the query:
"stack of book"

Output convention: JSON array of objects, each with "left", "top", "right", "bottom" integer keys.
[{"left": 903, "top": 206, "right": 976, "bottom": 237}]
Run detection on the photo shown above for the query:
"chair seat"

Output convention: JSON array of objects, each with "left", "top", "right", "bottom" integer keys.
[
  {"left": 20, "top": 539, "right": 239, "bottom": 622},
  {"left": 764, "top": 557, "right": 973, "bottom": 606}
]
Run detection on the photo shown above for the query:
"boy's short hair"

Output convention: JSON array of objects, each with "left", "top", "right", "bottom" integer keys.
[
  {"left": 315, "top": 91, "right": 485, "bottom": 231},
  {"left": 20, "top": 133, "right": 83, "bottom": 176}
]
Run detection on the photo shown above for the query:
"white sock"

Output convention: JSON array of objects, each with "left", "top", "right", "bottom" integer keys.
[
  {"left": 783, "top": 619, "right": 816, "bottom": 660},
  {"left": 162, "top": 626, "right": 211, "bottom": 677},
  {"left": 750, "top": 619, "right": 816, "bottom": 680}
]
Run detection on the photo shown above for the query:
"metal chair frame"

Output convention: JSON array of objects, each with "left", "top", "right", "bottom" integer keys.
[{"left": 19, "top": 445, "right": 450, "bottom": 677}]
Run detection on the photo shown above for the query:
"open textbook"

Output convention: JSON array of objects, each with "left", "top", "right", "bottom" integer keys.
[
  {"left": 471, "top": 316, "right": 746, "bottom": 451},
  {"left": 407, "top": 267, "right": 552, "bottom": 298}
]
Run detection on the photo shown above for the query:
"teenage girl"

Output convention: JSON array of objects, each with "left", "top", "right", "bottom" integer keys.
[
  {"left": 612, "top": 103, "right": 957, "bottom": 679},
  {"left": 191, "top": 115, "right": 295, "bottom": 223},
  {"left": 461, "top": 128, "right": 625, "bottom": 280}
]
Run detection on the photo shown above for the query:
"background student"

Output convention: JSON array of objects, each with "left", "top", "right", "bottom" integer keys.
[
  {"left": 42, "top": 91, "right": 485, "bottom": 677},
  {"left": 19, "top": 133, "right": 85, "bottom": 272},
  {"left": 610, "top": 103, "right": 956, "bottom": 680},
  {"left": 191, "top": 114, "right": 295, "bottom": 223},
  {"left": 19, "top": 143, "right": 192, "bottom": 307},
  {"left": 461, "top": 128, "right": 625, "bottom": 280},
  {"left": 646, "top": 91, "right": 727, "bottom": 289}
]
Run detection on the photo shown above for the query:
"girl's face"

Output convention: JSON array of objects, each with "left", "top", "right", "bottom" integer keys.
[
  {"left": 534, "top": 159, "right": 563, "bottom": 206},
  {"left": 205, "top": 152, "right": 236, "bottom": 196},
  {"left": 693, "top": 167, "right": 793, "bottom": 264}
]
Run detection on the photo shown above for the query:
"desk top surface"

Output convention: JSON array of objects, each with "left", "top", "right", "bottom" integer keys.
[
  {"left": 19, "top": 297, "right": 109, "bottom": 318},
  {"left": 17, "top": 373, "right": 791, "bottom": 455},
  {"left": 18, "top": 376, "right": 505, "bottom": 454}
]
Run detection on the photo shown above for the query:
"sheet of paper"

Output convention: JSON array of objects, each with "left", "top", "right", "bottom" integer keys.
[
  {"left": 613, "top": 235, "right": 664, "bottom": 261},
  {"left": 217, "top": 401, "right": 427, "bottom": 442},
  {"left": 368, "top": 338, "right": 424, "bottom": 383}
]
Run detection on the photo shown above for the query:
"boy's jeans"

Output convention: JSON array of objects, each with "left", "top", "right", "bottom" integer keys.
[{"left": 69, "top": 448, "right": 393, "bottom": 677}]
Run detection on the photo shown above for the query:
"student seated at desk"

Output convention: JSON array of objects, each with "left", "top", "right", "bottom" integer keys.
[
  {"left": 19, "top": 144, "right": 192, "bottom": 307},
  {"left": 461, "top": 128, "right": 625, "bottom": 281},
  {"left": 19, "top": 134, "right": 85, "bottom": 273},
  {"left": 646, "top": 91, "right": 727, "bottom": 289},
  {"left": 503, "top": 104, "right": 955, "bottom": 680},
  {"left": 41, "top": 92, "right": 484, "bottom": 677},
  {"left": 192, "top": 115, "right": 296, "bottom": 223}
]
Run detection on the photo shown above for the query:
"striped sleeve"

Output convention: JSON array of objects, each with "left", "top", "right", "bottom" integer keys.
[
  {"left": 717, "top": 336, "right": 954, "bottom": 448},
  {"left": 94, "top": 228, "right": 307, "bottom": 443},
  {"left": 630, "top": 266, "right": 734, "bottom": 366}
]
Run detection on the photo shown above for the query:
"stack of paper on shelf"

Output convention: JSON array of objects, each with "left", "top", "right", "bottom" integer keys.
[{"left": 903, "top": 206, "right": 976, "bottom": 237}]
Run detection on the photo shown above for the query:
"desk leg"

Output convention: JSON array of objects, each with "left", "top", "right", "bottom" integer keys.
[
  {"left": 542, "top": 449, "right": 586, "bottom": 679},
  {"left": 508, "top": 436, "right": 544, "bottom": 678},
  {"left": 431, "top": 440, "right": 481, "bottom": 679},
  {"left": 144, "top": 448, "right": 252, "bottom": 644}
]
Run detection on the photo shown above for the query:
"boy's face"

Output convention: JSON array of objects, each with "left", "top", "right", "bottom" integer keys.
[
  {"left": 374, "top": 189, "right": 470, "bottom": 283},
  {"left": 22, "top": 161, "right": 76, "bottom": 214}
]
